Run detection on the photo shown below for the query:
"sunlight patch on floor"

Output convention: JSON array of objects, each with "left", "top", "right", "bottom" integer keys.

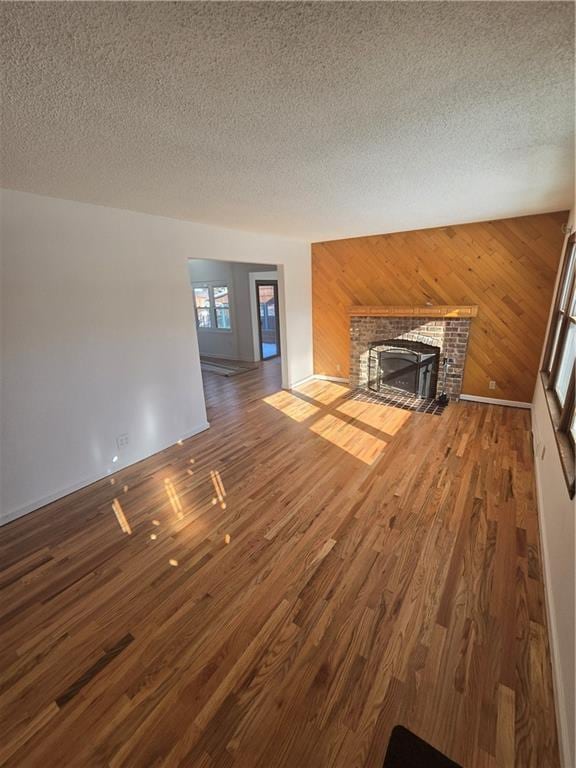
[
  {"left": 112, "top": 498, "right": 132, "bottom": 535},
  {"left": 293, "top": 379, "right": 350, "bottom": 405},
  {"left": 210, "top": 469, "right": 227, "bottom": 510},
  {"left": 263, "top": 390, "right": 320, "bottom": 422},
  {"left": 164, "top": 478, "right": 184, "bottom": 519},
  {"left": 309, "top": 414, "right": 388, "bottom": 464},
  {"left": 336, "top": 399, "right": 411, "bottom": 435}
]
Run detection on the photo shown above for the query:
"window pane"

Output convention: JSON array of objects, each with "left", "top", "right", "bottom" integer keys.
[
  {"left": 213, "top": 286, "right": 229, "bottom": 307},
  {"left": 193, "top": 287, "right": 212, "bottom": 328},
  {"left": 194, "top": 286, "right": 210, "bottom": 309},
  {"left": 196, "top": 308, "right": 212, "bottom": 328},
  {"left": 213, "top": 286, "right": 230, "bottom": 328},
  {"left": 216, "top": 307, "right": 231, "bottom": 329},
  {"left": 559, "top": 243, "right": 575, "bottom": 311},
  {"left": 258, "top": 285, "right": 276, "bottom": 331},
  {"left": 547, "top": 317, "right": 562, "bottom": 373},
  {"left": 554, "top": 322, "right": 575, "bottom": 406}
]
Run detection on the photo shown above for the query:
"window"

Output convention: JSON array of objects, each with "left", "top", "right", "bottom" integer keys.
[
  {"left": 213, "top": 286, "right": 231, "bottom": 329},
  {"left": 542, "top": 232, "right": 575, "bottom": 497},
  {"left": 193, "top": 284, "right": 232, "bottom": 331},
  {"left": 193, "top": 286, "right": 212, "bottom": 328}
]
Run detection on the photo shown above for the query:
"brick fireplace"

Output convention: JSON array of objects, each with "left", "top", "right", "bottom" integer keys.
[{"left": 349, "top": 306, "right": 477, "bottom": 401}]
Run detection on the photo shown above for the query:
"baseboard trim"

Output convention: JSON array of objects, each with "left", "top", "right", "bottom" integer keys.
[
  {"left": 0, "top": 420, "right": 210, "bottom": 528},
  {"left": 289, "top": 374, "right": 350, "bottom": 389},
  {"left": 459, "top": 394, "right": 531, "bottom": 409},
  {"left": 531, "top": 413, "right": 571, "bottom": 768},
  {"left": 313, "top": 374, "right": 349, "bottom": 383},
  {"left": 288, "top": 375, "right": 315, "bottom": 388}
]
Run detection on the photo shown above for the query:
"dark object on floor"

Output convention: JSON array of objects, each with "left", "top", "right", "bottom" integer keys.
[
  {"left": 347, "top": 388, "right": 449, "bottom": 415},
  {"left": 383, "top": 726, "right": 462, "bottom": 768},
  {"left": 435, "top": 355, "right": 450, "bottom": 405}
]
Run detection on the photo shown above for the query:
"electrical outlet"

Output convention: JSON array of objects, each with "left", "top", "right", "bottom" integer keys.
[
  {"left": 336, "top": 363, "right": 341, "bottom": 372},
  {"left": 488, "top": 380, "right": 496, "bottom": 390},
  {"left": 116, "top": 433, "right": 129, "bottom": 449}
]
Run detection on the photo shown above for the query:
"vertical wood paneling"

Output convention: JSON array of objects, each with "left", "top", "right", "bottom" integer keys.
[{"left": 312, "top": 212, "right": 567, "bottom": 402}]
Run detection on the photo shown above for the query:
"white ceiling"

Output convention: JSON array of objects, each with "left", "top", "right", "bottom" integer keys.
[{"left": 1, "top": 2, "right": 574, "bottom": 241}]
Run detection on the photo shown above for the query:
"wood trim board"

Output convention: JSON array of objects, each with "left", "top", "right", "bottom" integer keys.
[{"left": 348, "top": 305, "right": 478, "bottom": 318}]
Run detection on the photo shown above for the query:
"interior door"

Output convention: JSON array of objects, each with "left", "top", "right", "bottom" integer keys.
[{"left": 256, "top": 281, "right": 280, "bottom": 360}]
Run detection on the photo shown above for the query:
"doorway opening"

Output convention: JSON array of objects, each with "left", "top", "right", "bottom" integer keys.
[
  {"left": 187, "top": 259, "right": 285, "bottom": 396},
  {"left": 256, "top": 281, "right": 280, "bottom": 360}
]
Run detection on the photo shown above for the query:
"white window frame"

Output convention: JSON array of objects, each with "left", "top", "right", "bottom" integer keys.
[
  {"left": 542, "top": 232, "right": 575, "bottom": 497},
  {"left": 192, "top": 282, "right": 233, "bottom": 332}
]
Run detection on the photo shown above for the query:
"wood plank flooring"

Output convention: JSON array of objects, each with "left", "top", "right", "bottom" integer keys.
[{"left": 0, "top": 360, "right": 560, "bottom": 767}]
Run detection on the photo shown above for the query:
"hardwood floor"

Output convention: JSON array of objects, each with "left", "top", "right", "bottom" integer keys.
[{"left": 0, "top": 360, "right": 559, "bottom": 767}]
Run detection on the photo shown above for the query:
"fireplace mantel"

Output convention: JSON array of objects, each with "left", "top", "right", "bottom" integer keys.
[{"left": 348, "top": 305, "right": 478, "bottom": 319}]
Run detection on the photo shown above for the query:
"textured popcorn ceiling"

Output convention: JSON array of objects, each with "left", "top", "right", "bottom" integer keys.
[{"left": 1, "top": 2, "right": 574, "bottom": 240}]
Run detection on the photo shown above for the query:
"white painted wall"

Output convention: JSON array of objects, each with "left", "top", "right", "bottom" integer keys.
[
  {"left": 531, "top": 207, "right": 575, "bottom": 768},
  {"left": 188, "top": 259, "right": 276, "bottom": 362},
  {"left": 0, "top": 190, "right": 312, "bottom": 524}
]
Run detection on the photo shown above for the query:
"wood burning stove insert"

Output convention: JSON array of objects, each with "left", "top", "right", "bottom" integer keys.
[{"left": 368, "top": 339, "right": 440, "bottom": 398}]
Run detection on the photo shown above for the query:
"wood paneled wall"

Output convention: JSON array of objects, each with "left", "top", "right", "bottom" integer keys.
[{"left": 312, "top": 212, "right": 568, "bottom": 402}]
